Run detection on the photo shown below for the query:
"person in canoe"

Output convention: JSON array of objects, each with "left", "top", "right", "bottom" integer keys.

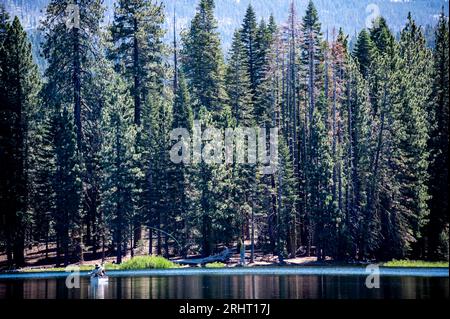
[{"left": 91, "top": 264, "right": 106, "bottom": 278}]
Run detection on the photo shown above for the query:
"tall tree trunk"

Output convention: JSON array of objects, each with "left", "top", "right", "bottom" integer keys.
[
  {"left": 63, "top": 227, "right": 69, "bottom": 266},
  {"left": 45, "top": 231, "right": 49, "bottom": 260},
  {"left": 72, "top": 27, "right": 82, "bottom": 149},
  {"left": 130, "top": 225, "right": 134, "bottom": 258},
  {"left": 117, "top": 230, "right": 122, "bottom": 264},
  {"left": 56, "top": 235, "right": 60, "bottom": 267},
  {"left": 157, "top": 215, "right": 162, "bottom": 255},
  {"left": 101, "top": 235, "right": 105, "bottom": 262},
  {"left": 148, "top": 228, "right": 153, "bottom": 255},
  {"left": 133, "top": 18, "right": 141, "bottom": 126}
]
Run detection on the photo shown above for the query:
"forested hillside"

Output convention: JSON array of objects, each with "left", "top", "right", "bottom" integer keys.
[{"left": 0, "top": 0, "right": 448, "bottom": 268}]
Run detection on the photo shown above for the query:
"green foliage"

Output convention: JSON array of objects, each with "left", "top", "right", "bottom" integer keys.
[
  {"left": 427, "top": 10, "right": 449, "bottom": 261},
  {"left": 0, "top": 14, "right": 41, "bottom": 267},
  {"left": 53, "top": 107, "right": 83, "bottom": 265},
  {"left": 353, "top": 29, "right": 376, "bottom": 78},
  {"left": 99, "top": 69, "right": 137, "bottom": 264},
  {"left": 370, "top": 17, "right": 395, "bottom": 54},
  {"left": 383, "top": 260, "right": 449, "bottom": 268},
  {"left": 204, "top": 262, "right": 226, "bottom": 268},
  {"left": 119, "top": 256, "right": 179, "bottom": 270},
  {"left": 181, "top": 0, "right": 227, "bottom": 115},
  {"left": 109, "top": 0, "right": 166, "bottom": 125}
]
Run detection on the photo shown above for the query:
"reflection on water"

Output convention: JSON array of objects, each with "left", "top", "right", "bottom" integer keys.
[{"left": 0, "top": 275, "right": 448, "bottom": 299}]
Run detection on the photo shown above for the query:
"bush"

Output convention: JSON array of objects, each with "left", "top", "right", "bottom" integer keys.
[
  {"left": 204, "top": 262, "right": 226, "bottom": 268},
  {"left": 119, "top": 255, "right": 178, "bottom": 270}
]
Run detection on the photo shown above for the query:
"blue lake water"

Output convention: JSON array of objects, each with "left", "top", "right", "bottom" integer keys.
[{"left": 0, "top": 267, "right": 448, "bottom": 299}]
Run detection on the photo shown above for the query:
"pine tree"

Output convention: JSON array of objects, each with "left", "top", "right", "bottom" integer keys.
[
  {"left": 344, "top": 59, "right": 372, "bottom": 260},
  {"left": 254, "top": 16, "right": 277, "bottom": 126},
  {"left": 366, "top": 49, "right": 400, "bottom": 260},
  {"left": 226, "top": 30, "right": 257, "bottom": 261},
  {"left": 109, "top": 0, "right": 167, "bottom": 254},
  {"left": 28, "top": 111, "right": 55, "bottom": 261},
  {"left": 240, "top": 5, "right": 258, "bottom": 100},
  {"left": 308, "top": 93, "right": 334, "bottom": 261},
  {"left": 365, "top": 22, "right": 432, "bottom": 259},
  {"left": 370, "top": 16, "right": 395, "bottom": 54},
  {"left": 170, "top": 72, "right": 194, "bottom": 256},
  {"left": 148, "top": 93, "right": 173, "bottom": 257},
  {"left": 352, "top": 29, "right": 376, "bottom": 79},
  {"left": 368, "top": 18, "right": 395, "bottom": 116},
  {"left": 427, "top": 10, "right": 449, "bottom": 261},
  {"left": 0, "top": 5, "right": 8, "bottom": 44},
  {"left": 0, "top": 7, "right": 11, "bottom": 264},
  {"left": 300, "top": 0, "right": 324, "bottom": 257},
  {"left": 396, "top": 14, "right": 432, "bottom": 258},
  {"left": 99, "top": 73, "right": 136, "bottom": 264},
  {"left": 109, "top": 0, "right": 166, "bottom": 126},
  {"left": 0, "top": 16, "right": 41, "bottom": 267},
  {"left": 53, "top": 107, "right": 82, "bottom": 266},
  {"left": 276, "top": 137, "right": 298, "bottom": 260},
  {"left": 226, "top": 30, "right": 253, "bottom": 126},
  {"left": 181, "top": 0, "right": 228, "bottom": 256},
  {"left": 41, "top": 0, "right": 106, "bottom": 263},
  {"left": 253, "top": 23, "right": 281, "bottom": 254},
  {"left": 328, "top": 29, "right": 348, "bottom": 260},
  {"left": 41, "top": 0, "right": 105, "bottom": 149},
  {"left": 181, "top": 0, "right": 226, "bottom": 116}
]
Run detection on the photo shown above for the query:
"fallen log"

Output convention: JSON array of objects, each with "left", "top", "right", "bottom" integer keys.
[{"left": 173, "top": 248, "right": 232, "bottom": 266}]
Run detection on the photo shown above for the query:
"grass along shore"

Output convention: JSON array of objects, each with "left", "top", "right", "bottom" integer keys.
[
  {"left": 6, "top": 257, "right": 447, "bottom": 273},
  {"left": 382, "top": 260, "right": 449, "bottom": 268}
]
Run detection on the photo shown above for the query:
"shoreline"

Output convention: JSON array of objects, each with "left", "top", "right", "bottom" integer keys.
[
  {"left": 1, "top": 265, "right": 448, "bottom": 279},
  {"left": 1, "top": 259, "right": 448, "bottom": 275}
]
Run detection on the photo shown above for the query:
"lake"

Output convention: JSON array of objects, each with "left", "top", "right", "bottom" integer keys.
[{"left": 0, "top": 267, "right": 448, "bottom": 299}]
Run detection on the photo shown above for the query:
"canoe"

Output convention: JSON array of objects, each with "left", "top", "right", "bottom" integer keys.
[{"left": 90, "top": 276, "right": 109, "bottom": 285}]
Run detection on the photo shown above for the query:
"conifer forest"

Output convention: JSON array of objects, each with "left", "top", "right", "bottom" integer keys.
[{"left": 0, "top": 0, "right": 448, "bottom": 268}]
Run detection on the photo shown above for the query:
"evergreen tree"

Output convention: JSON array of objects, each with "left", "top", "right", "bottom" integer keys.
[
  {"left": 0, "top": 16, "right": 41, "bottom": 267},
  {"left": 276, "top": 137, "right": 298, "bottom": 260},
  {"left": 41, "top": 0, "right": 106, "bottom": 262},
  {"left": 240, "top": 5, "right": 258, "bottom": 99},
  {"left": 53, "top": 107, "right": 82, "bottom": 266},
  {"left": 370, "top": 16, "right": 395, "bottom": 54},
  {"left": 148, "top": 92, "right": 173, "bottom": 257},
  {"left": 181, "top": 0, "right": 228, "bottom": 256},
  {"left": 29, "top": 111, "right": 55, "bottom": 261},
  {"left": 181, "top": 0, "right": 226, "bottom": 116},
  {"left": 427, "top": 10, "right": 449, "bottom": 261},
  {"left": 109, "top": 0, "right": 166, "bottom": 126},
  {"left": 99, "top": 73, "right": 136, "bottom": 264},
  {"left": 344, "top": 59, "right": 373, "bottom": 260},
  {"left": 0, "top": 5, "right": 8, "bottom": 43},
  {"left": 352, "top": 29, "right": 376, "bottom": 79},
  {"left": 254, "top": 16, "right": 277, "bottom": 126},
  {"left": 226, "top": 30, "right": 257, "bottom": 261},
  {"left": 226, "top": 30, "right": 253, "bottom": 126},
  {"left": 300, "top": 0, "right": 324, "bottom": 257},
  {"left": 368, "top": 18, "right": 395, "bottom": 116},
  {"left": 41, "top": 0, "right": 105, "bottom": 149},
  {"left": 366, "top": 49, "right": 401, "bottom": 259},
  {"left": 396, "top": 14, "right": 432, "bottom": 258},
  {"left": 109, "top": 0, "right": 167, "bottom": 253},
  {"left": 308, "top": 94, "right": 334, "bottom": 261},
  {"left": 170, "top": 72, "right": 194, "bottom": 256}
]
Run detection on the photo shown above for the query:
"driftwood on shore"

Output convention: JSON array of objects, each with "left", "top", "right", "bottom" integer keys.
[{"left": 173, "top": 248, "right": 232, "bottom": 266}]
